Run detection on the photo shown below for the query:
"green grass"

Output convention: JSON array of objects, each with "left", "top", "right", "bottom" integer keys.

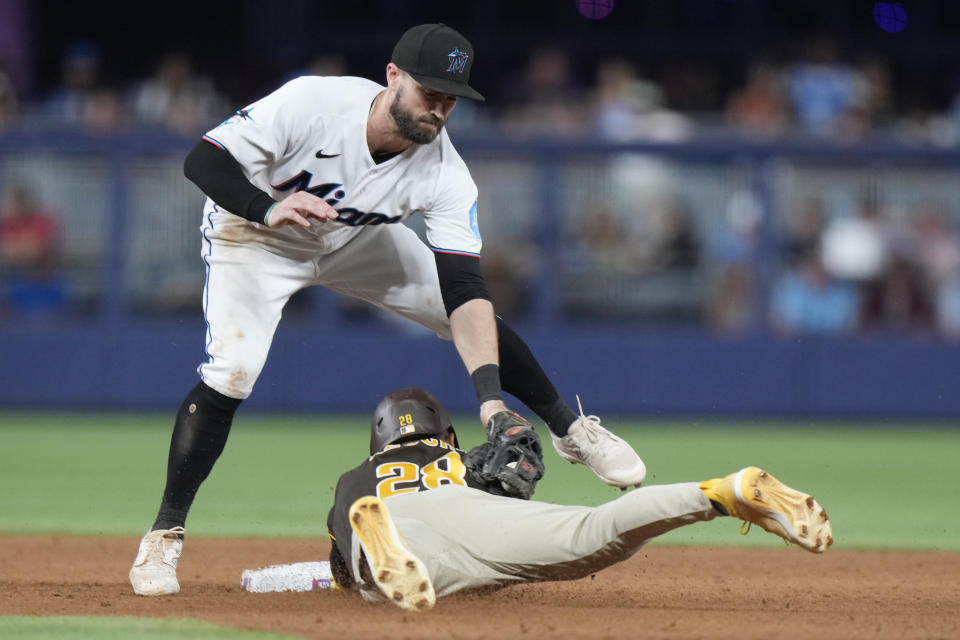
[
  {"left": 0, "top": 616, "right": 297, "bottom": 639},
  {"left": 1, "top": 411, "right": 958, "bottom": 550}
]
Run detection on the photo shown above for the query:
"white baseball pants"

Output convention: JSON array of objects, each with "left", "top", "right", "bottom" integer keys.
[{"left": 198, "top": 204, "right": 452, "bottom": 399}]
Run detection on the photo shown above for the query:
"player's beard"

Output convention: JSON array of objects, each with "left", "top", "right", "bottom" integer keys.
[{"left": 390, "top": 90, "right": 444, "bottom": 145}]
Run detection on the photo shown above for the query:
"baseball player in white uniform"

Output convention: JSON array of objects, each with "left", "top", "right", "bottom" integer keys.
[
  {"left": 330, "top": 389, "right": 833, "bottom": 612},
  {"left": 129, "top": 23, "right": 646, "bottom": 597}
]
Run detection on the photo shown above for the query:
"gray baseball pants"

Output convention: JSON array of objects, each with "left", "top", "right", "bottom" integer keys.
[{"left": 353, "top": 482, "right": 718, "bottom": 598}]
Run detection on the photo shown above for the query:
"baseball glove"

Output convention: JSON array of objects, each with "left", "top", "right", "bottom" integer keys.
[{"left": 463, "top": 410, "right": 545, "bottom": 500}]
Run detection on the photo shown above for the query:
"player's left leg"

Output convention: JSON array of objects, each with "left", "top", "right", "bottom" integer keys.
[
  {"left": 701, "top": 467, "right": 833, "bottom": 553},
  {"left": 314, "top": 225, "right": 645, "bottom": 487},
  {"left": 132, "top": 217, "right": 314, "bottom": 596},
  {"left": 386, "top": 473, "right": 831, "bottom": 597}
]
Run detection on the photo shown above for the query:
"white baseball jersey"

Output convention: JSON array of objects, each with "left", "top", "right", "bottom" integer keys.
[{"left": 200, "top": 75, "right": 482, "bottom": 258}]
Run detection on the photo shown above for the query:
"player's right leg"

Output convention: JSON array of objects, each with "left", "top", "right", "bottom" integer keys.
[
  {"left": 316, "top": 225, "right": 646, "bottom": 488},
  {"left": 131, "top": 209, "right": 313, "bottom": 596},
  {"left": 494, "top": 319, "right": 646, "bottom": 488}
]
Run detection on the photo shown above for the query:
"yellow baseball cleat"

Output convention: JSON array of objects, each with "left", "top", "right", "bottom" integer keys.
[
  {"left": 349, "top": 496, "right": 436, "bottom": 611},
  {"left": 700, "top": 467, "right": 834, "bottom": 553}
]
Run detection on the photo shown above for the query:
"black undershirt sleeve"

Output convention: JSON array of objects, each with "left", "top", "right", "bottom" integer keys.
[
  {"left": 183, "top": 139, "right": 276, "bottom": 225},
  {"left": 434, "top": 251, "right": 490, "bottom": 316}
]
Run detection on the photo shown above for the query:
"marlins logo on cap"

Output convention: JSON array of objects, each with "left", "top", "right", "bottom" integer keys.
[
  {"left": 391, "top": 23, "right": 485, "bottom": 101},
  {"left": 446, "top": 48, "right": 469, "bottom": 73}
]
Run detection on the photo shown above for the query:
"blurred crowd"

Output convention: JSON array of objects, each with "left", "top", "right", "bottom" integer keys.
[
  {"left": 3, "top": 38, "right": 960, "bottom": 341},
  {"left": 0, "top": 43, "right": 230, "bottom": 135},
  {"left": 737, "top": 190, "right": 960, "bottom": 339},
  {"left": 0, "top": 184, "right": 67, "bottom": 317},
  {"left": 540, "top": 164, "right": 960, "bottom": 340},
  {"left": 485, "top": 37, "right": 960, "bottom": 146},
  {"left": 767, "top": 190, "right": 960, "bottom": 338},
  {"left": 1, "top": 36, "right": 959, "bottom": 143}
]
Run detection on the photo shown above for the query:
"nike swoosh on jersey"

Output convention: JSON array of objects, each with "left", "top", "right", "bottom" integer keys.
[{"left": 316, "top": 150, "right": 341, "bottom": 159}]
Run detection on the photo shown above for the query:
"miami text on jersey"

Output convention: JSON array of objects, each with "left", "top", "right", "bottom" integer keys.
[{"left": 271, "top": 169, "right": 404, "bottom": 227}]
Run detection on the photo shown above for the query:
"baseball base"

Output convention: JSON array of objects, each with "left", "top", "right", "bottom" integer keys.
[{"left": 241, "top": 561, "right": 333, "bottom": 592}]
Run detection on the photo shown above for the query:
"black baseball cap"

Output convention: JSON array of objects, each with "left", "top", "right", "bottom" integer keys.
[{"left": 391, "top": 23, "right": 485, "bottom": 101}]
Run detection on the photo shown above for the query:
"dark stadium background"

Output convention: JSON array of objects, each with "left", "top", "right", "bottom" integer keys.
[{"left": 24, "top": 1, "right": 960, "bottom": 111}]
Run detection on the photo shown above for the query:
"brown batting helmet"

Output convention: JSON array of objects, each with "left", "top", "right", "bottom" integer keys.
[{"left": 369, "top": 388, "right": 459, "bottom": 455}]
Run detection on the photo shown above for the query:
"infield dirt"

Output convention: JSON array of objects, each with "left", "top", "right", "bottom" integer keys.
[{"left": 1, "top": 535, "right": 957, "bottom": 639}]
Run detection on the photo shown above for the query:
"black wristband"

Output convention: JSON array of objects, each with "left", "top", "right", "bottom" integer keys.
[{"left": 471, "top": 363, "right": 503, "bottom": 404}]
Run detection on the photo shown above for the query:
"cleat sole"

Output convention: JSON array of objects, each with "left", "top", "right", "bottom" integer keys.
[
  {"left": 734, "top": 467, "right": 834, "bottom": 554},
  {"left": 349, "top": 496, "right": 436, "bottom": 611}
]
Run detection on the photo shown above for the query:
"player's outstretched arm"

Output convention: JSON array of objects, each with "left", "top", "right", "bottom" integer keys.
[
  {"left": 448, "top": 299, "right": 498, "bottom": 371},
  {"left": 265, "top": 192, "right": 340, "bottom": 228},
  {"left": 448, "top": 298, "right": 512, "bottom": 424},
  {"left": 435, "top": 253, "right": 531, "bottom": 427}
]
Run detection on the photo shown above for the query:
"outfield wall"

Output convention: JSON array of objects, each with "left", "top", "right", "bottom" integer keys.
[{"left": 3, "top": 318, "right": 959, "bottom": 417}]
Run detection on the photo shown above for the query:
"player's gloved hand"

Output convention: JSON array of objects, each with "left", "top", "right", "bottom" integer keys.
[{"left": 464, "top": 411, "right": 545, "bottom": 500}]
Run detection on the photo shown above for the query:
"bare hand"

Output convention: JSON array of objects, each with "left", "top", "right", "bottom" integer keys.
[
  {"left": 266, "top": 191, "right": 339, "bottom": 228},
  {"left": 479, "top": 399, "right": 510, "bottom": 428}
]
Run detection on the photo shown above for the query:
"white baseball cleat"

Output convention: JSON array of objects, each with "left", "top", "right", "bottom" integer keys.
[
  {"left": 129, "top": 527, "right": 185, "bottom": 596},
  {"left": 350, "top": 496, "right": 435, "bottom": 612},
  {"left": 550, "top": 396, "right": 647, "bottom": 488}
]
